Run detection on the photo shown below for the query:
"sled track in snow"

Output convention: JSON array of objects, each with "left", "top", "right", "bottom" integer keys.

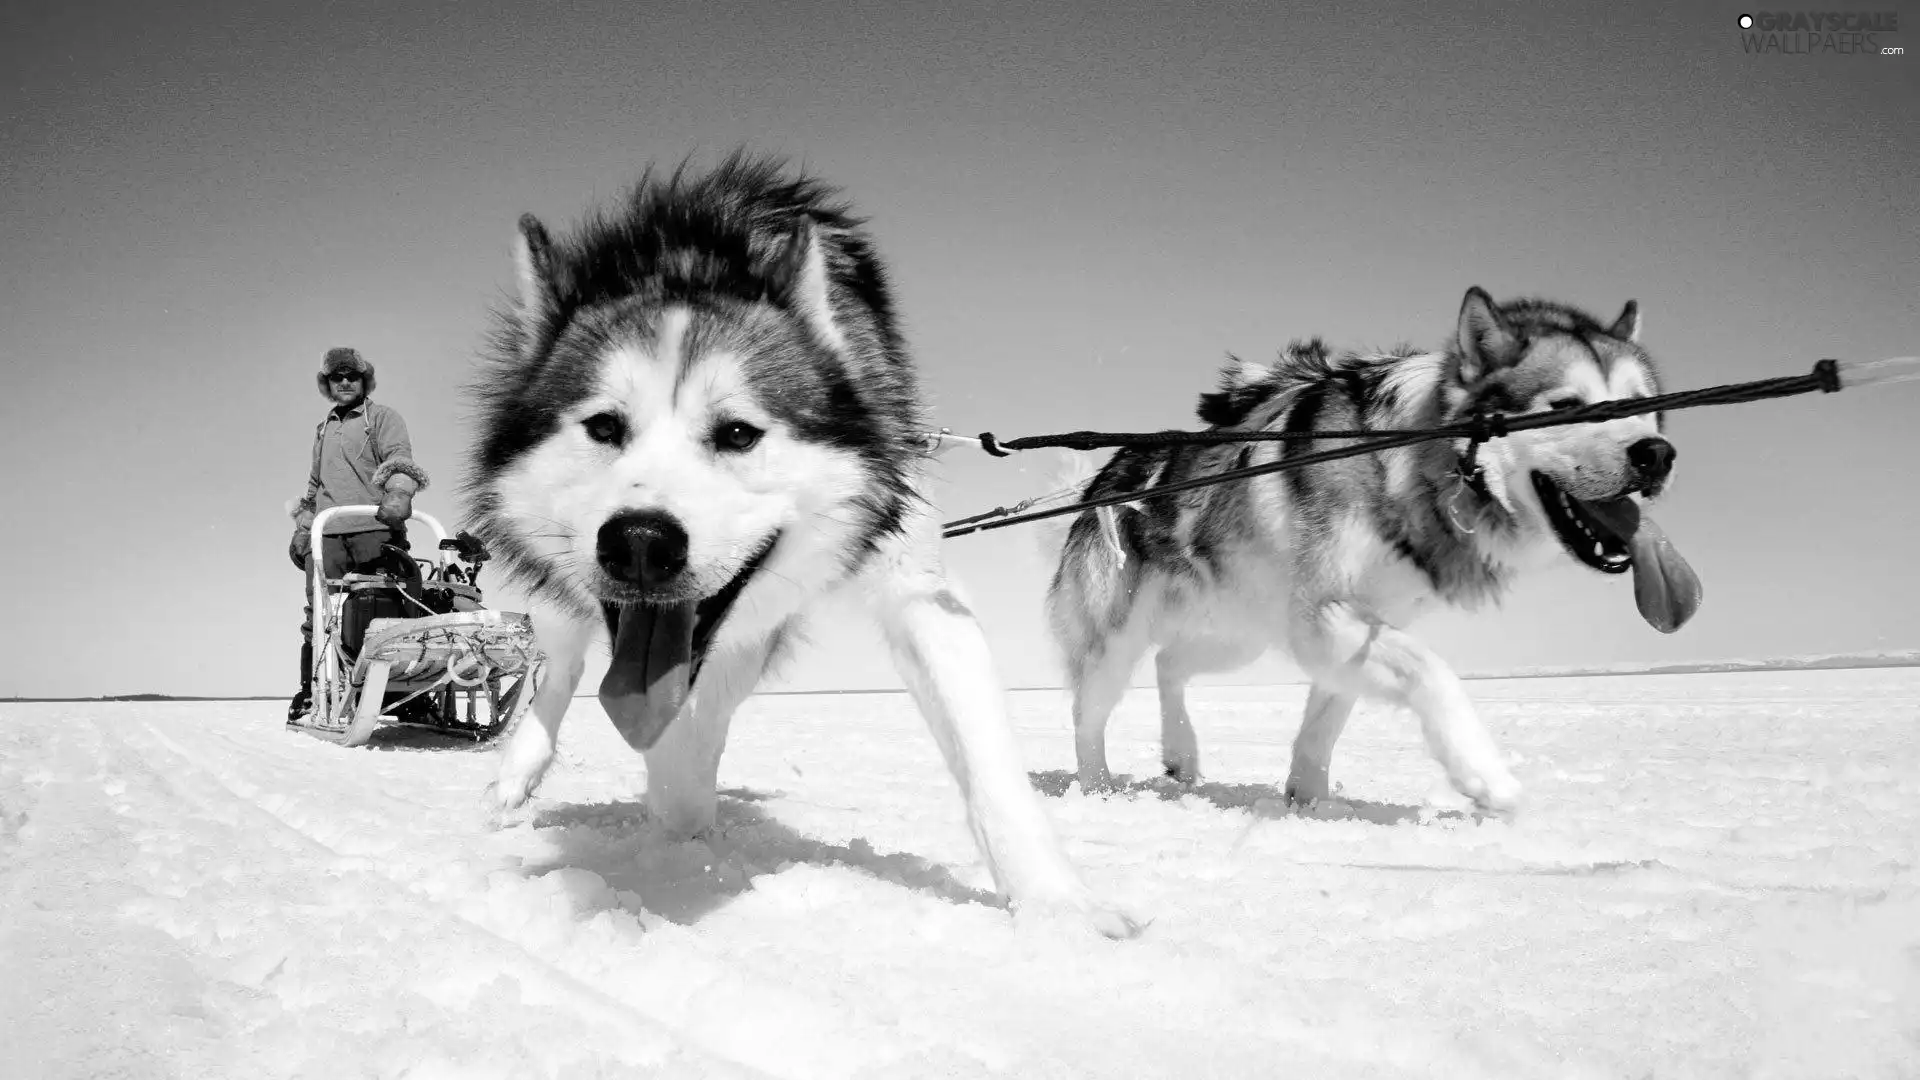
[
  {"left": 9, "top": 677, "right": 1918, "bottom": 1080},
  {"left": 118, "top": 717, "right": 782, "bottom": 1079}
]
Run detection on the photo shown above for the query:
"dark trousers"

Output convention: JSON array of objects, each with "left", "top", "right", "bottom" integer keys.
[{"left": 299, "top": 527, "right": 412, "bottom": 642}]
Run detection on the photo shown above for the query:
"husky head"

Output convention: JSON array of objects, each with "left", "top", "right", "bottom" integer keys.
[
  {"left": 465, "top": 156, "right": 923, "bottom": 746},
  {"left": 1446, "top": 287, "right": 1700, "bottom": 630}
]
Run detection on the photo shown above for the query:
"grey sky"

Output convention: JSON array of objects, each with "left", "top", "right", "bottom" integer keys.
[{"left": 1, "top": 0, "right": 1913, "bottom": 696}]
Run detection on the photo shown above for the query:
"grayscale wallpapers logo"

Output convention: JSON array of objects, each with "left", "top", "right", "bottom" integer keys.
[{"left": 1738, "top": 11, "right": 1904, "bottom": 54}]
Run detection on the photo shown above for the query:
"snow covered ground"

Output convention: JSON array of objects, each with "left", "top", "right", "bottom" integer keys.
[{"left": 3, "top": 669, "right": 1917, "bottom": 1080}]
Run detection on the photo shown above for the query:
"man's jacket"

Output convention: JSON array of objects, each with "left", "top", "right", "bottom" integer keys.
[{"left": 292, "top": 400, "right": 431, "bottom": 536}]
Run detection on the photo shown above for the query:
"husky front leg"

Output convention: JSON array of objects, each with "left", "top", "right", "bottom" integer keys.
[
  {"left": 639, "top": 637, "right": 772, "bottom": 839},
  {"left": 867, "top": 557, "right": 1141, "bottom": 939},
  {"left": 489, "top": 599, "right": 596, "bottom": 811},
  {"left": 1284, "top": 682, "right": 1356, "bottom": 805},
  {"left": 1290, "top": 602, "right": 1521, "bottom": 813}
]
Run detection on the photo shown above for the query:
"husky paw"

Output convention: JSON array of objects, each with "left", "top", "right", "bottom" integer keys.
[
  {"left": 486, "top": 767, "right": 543, "bottom": 814},
  {"left": 1284, "top": 764, "right": 1342, "bottom": 806},
  {"left": 1160, "top": 758, "right": 1201, "bottom": 786},
  {"left": 1015, "top": 891, "right": 1147, "bottom": 941},
  {"left": 1284, "top": 777, "right": 1327, "bottom": 806},
  {"left": 490, "top": 732, "right": 556, "bottom": 814},
  {"left": 1461, "top": 770, "right": 1524, "bottom": 816},
  {"left": 643, "top": 801, "right": 716, "bottom": 842},
  {"left": 1075, "top": 769, "right": 1118, "bottom": 796},
  {"left": 1086, "top": 905, "right": 1147, "bottom": 941}
]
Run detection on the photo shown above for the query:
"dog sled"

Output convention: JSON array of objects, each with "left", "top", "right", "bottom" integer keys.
[{"left": 289, "top": 504, "right": 545, "bottom": 747}]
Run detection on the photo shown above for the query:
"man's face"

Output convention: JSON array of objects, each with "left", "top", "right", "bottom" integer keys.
[{"left": 326, "top": 371, "right": 366, "bottom": 409}]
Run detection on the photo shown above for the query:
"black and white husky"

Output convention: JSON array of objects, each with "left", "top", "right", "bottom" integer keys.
[
  {"left": 464, "top": 155, "right": 1136, "bottom": 937},
  {"left": 1044, "top": 288, "right": 1703, "bottom": 812}
]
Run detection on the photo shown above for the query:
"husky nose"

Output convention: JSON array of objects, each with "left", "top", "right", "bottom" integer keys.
[
  {"left": 1627, "top": 437, "right": 1675, "bottom": 485},
  {"left": 596, "top": 511, "right": 689, "bottom": 588}
]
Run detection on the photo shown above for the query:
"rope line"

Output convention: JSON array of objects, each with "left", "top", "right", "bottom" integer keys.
[
  {"left": 941, "top": 359, "right": 1845, "bottom": 539},
  {"left": 968, "top": 360, "right": 1841, "bottom": 456}
]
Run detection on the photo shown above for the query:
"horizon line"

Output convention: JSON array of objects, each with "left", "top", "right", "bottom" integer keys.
[{"left": 5, "top": 651, "right": 1916, "bottom": 703}]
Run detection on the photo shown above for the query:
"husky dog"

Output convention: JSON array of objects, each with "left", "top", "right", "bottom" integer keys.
[
  {"left": 464, "top": 155, "right": 1135, "bottom": 937},
  {"left": 1044, "top": 288, "right": 1702, "bottom": 811}
]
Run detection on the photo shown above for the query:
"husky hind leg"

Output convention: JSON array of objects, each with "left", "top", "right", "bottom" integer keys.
[
  {"left": 1289, "top": 601, "right": 1521, "bottom": 813},
  {"left": 1045, "top": 507, "right": 1154, "bottom": 793},
  {"left": 1063, "top": 618, "right": 1152, "bottom": 794},
  {"left": 489, "top": 598, "right": 597, "bottom": 812},
  {"left": 865, "top": 522, "right": 1141, "bottom": 939},
  {"left": 1152, "top": 636, "right": 1265, "bottom": 784}
]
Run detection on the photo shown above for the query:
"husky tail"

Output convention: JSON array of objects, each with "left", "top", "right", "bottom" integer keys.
[
  {"left": 1029, "top": 449, "right": 1104, "bottom": 565},
  {"left": 1042, "top": 451, "right": 1140, "bottom": 681},
  {"left": 1041, "top": 351, "right": 1290, "bottom": 683}
]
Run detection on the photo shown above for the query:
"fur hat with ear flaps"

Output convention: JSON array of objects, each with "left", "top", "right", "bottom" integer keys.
[{"left": 316, "top": 346, "right": 377, "bottom": 399}]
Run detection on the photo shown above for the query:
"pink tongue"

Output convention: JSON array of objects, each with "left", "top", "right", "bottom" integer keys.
[
  {"left": 598, "top": 602, "right": 696, "bottom": 751},
  {"left": 1628, "top": 513, "right": 1703, "bottom": 634},
  {"left": 1577, "top": 497, "right": 1702, "bottom": 633}
]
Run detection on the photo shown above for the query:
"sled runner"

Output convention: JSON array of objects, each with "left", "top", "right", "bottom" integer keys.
[{"left": 291, "top": 504, "right": 545, "bottom": 747}]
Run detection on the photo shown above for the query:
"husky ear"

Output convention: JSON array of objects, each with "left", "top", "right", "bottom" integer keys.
[
  {"left": 1608, "top": 299, "right": 1642, "bottom": 343},
  {"left": 763, "top": 220, "right": 848, "bottom": 353},
  {"left": 513, "top": 213, "right": 559, "bottom": 322},
  {"left": 1455, "top": 286, "right": 1520, "bottom": 383}
]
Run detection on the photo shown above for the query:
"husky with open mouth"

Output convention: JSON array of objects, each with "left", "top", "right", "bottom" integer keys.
[
  {"left": 1043, "top": 288, "right": 1703, "bottom": 812},
  {"left": 464, "top": 154, "right": 1136, "bottom": 937}
]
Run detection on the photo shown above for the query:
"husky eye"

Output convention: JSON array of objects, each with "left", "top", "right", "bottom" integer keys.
[
  {"left": 582, "top": 412, "right": 627, "bottom": 445},
  {"left": 1547, "top": 397, "right": 1584, "bottom": 411},
  {"left": 714, "top": 420, "right": 764, "bottom": 453}
]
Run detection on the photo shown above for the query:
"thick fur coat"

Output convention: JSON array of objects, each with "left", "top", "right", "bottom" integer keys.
[
  {"left": 464, "top": 155, "right": 1139, "bottom": 938},
  {"left": 1045, "top": 288, "right": 1686, "bottom": 812}
]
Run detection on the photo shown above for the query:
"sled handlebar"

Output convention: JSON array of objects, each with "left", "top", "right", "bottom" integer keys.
[
  {"left": 307, "top": 504, "right": 451, "bottom": 554},
  {"left": 307, "top": 505, "right": 452, "bottom": 639}
]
